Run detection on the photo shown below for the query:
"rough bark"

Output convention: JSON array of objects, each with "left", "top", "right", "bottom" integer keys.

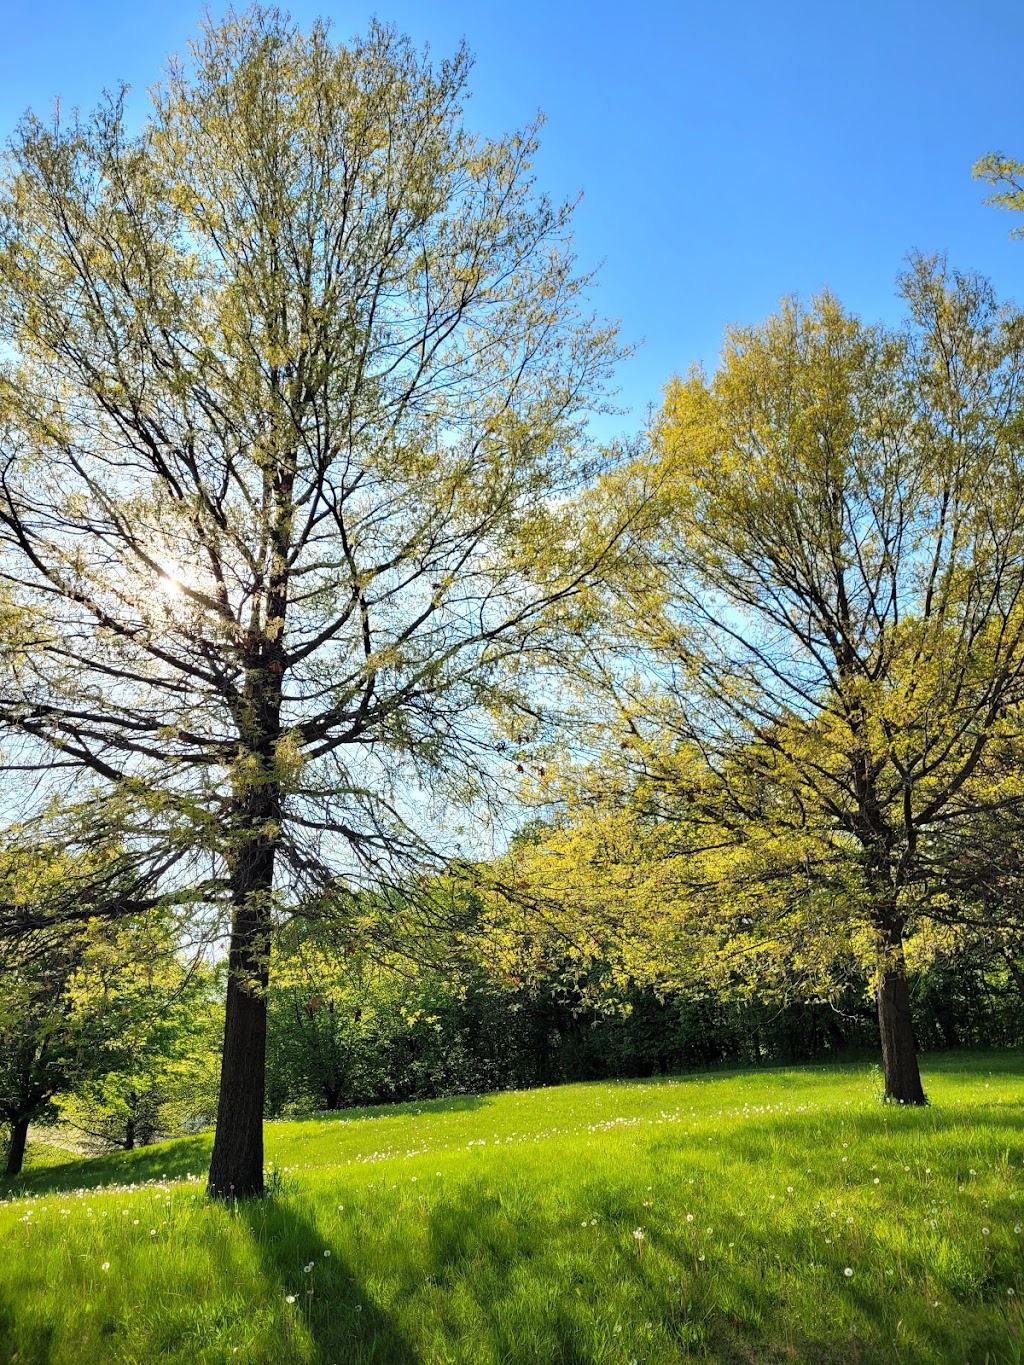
[
  {"left": 207, "top": 711, "right": 281, "bottom": 1198},
  {"left": 207, "top": 878, "right": 274, "bottom": 1198},
  {"left": 875, "top": 927, "right": 927, "bottom": 1104},
  {"left": 208, "top": 568, "right": 286, "bottom": 1198},
  {"left": 4, "top": 1114, "right": 30, "bottom": 1177},
  {"left": 859, "top": 831, "right": 927, "bottom": 1104}
]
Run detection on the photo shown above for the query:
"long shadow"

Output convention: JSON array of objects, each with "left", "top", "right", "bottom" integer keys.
[
  {"left": 239, "top": 1194, "right": 421, "bottom": 1365},
  {"left": 699, "top": 1103, "right": 1024, "bottom": 1169},
  {"left": 0, "top": 1090, "right": 493, "bottom": 1200},
  {"left": 0, "top": 1288, "right": 55, "bottom": 1365},
  {"left": 0, "top": 1135, "right": 213, "bottom": 1199}
]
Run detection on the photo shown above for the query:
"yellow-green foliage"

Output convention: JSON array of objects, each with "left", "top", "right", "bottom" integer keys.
[{"left": 481, "top": 262, "right": 1024, "bottom": 1020}]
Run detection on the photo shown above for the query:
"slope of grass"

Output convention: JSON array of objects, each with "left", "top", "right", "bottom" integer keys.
[{"left": 2, "top": 1053, "right": 1024, "bottom": 1364}]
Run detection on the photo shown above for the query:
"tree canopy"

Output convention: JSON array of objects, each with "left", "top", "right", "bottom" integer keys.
[
  {"left": 489, "top": 259, "right": 1024, "bottom": 1103},
  {"left": 0, "top": 8, "right": 627, "bottom": 1195}
]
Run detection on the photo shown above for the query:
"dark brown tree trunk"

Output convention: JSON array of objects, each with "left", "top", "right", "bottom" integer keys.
[
  {"left": 860, "top": 842, "right": 927, "bottom": 1105},
  {"left": 875, "top": 929, "right": 927, "bottom": 1104},
  {"left": 207, "top": 731, "right": 279, "bottom": 1199},
  {"left": 207, "top": 859, "right": 274, "bottom": 1198},
  {"left": 5, "top": 1114, "right": 30, "bottom": 1177},
  {"left": 207, "top": 478, "right": 290, "bottom": 1200}
]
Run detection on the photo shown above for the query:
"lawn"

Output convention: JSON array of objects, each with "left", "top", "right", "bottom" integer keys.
[{"left": 1, "top": 1053, "right": 1023, "bottom": 1364}]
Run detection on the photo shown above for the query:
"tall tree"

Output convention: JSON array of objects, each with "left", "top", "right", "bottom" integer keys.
[
  {"left": 0, "top": 10, "right": 624, "bottom": 1195},
  {"left": 538, "top": 261, "right": 1024, "bottom": 1103}
]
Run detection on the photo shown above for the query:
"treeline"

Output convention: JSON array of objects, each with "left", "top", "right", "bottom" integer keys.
[
  {"left": 263, "top": 945, "right": 1024, "bottom": 1113},
  {"left": 7, "top": 917, "right": 1022, "bottom": 1174}
]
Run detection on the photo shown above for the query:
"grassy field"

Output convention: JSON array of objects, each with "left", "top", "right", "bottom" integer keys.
[{"left": 2, "top": 1054, "right": 1023, "bottom": 1364}]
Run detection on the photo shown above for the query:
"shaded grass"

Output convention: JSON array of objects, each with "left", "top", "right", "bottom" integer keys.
[{"left": 2, "top": 1053, "right": 1024, "bottom": 1362}]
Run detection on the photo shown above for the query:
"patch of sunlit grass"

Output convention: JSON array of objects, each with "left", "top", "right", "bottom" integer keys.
[{"left": 2, "top": 1053, "right": 1023, "bottom": 1362}]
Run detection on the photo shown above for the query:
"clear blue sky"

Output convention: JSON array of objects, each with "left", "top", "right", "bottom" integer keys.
[{"left": 2, "top": 0, "right": 1022, "bottom": 433}]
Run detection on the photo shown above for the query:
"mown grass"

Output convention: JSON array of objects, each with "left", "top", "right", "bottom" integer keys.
[{"left": 2, "top": 1053, "right": 1024, "bottom": 1364}]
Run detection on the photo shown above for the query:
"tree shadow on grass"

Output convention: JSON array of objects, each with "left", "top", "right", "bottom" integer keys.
[
  {"left": 0, "top": 1135, "right": 213, "bottom": 1199},
  {"left": 238, "top": 1194, "right": 420, "bottom": 1365},
  {"left": 0, "top": 1291, "right": 55, "bottom": 1365},
  {"left": 421, "top": 1184, "right": 622, "bottom": 1365},
  {"left": 703, "top": 1102, "right": 1024, "bottom": 1170}
]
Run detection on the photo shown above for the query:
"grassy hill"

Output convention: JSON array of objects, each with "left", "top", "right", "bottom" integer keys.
[{"left": 2, "top": 1054, "right": 1023, "bottom": 1364}]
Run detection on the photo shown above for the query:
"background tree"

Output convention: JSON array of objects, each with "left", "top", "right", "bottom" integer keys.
[
  {"left": 499, "top": 262, "right": 1024, "bottom": 1103},
  {"left": 0, "top": 932, "right": 89, "bottom": 1176},
  {"left": 56, "top": 920, "right": 220, "bottom": 1151},
  {"left": 0, "top": 878, "right": 200, "bottom": 1174},
  {"left": 0, "top": 10, "right": 625, "bottom": 1195},
  {"left": 648, "top": 262, "right": 1024, "bottom": 1100}
]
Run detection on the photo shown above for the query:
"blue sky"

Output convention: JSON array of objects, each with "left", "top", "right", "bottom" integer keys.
[{"left": 2, "top": 0, "right": 1022, "bottom": 434}]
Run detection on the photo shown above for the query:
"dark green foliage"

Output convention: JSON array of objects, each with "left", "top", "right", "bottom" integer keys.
[{"left": 264, "top": 951, "right": 1022, "bottom": 1116}]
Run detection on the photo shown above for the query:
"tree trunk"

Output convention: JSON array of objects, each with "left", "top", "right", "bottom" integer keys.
[
  {"left": 207, "top": 476, "right": 291, "bottom": 1199},
  {"left": 4, "top": 1114, "right": 30, "bottom": 1177},
  {"left": 875, "top": 929, "right": 927, "bottom": 1104},
  {"left": 207, "top": 810, "right": 278, "bottom": 1199},
  {"left": 860, "top": 843, "right": 927, "bottom": 1105}
]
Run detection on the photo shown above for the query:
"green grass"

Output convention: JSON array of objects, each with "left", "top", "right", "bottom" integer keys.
[{"left": 3, "top": 1053, "right": 1024, "bottom": 1364}]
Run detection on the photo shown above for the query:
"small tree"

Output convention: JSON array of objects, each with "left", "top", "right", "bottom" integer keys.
[
  {"left": 0, "top": 864, "right": 214, "bottom": 1173},
  {"left": 57, "top": 921, "right": 220, "bottom": 1151},
  {"left": 0, "top": 935, "right": 87, "bottom": 1176},
  {"left": 0, "top": 10, "right": 624, "bottom": 1195}
]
